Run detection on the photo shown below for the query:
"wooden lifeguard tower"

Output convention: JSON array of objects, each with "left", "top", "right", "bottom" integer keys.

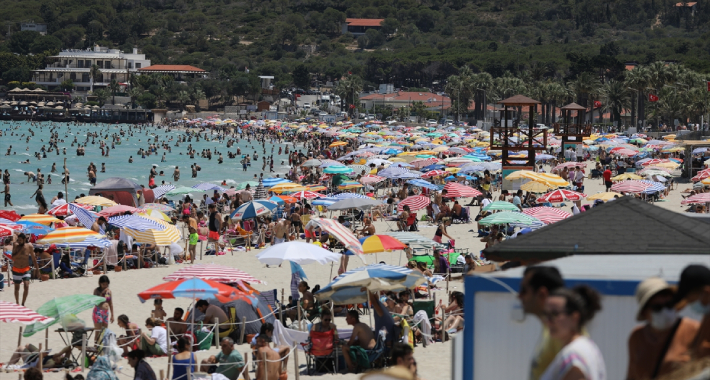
[
  {"left": 489, "top": 95, "right": 547, "bottom": 190},
  {"left": 553, "top": 103, "right": 592, "bottom": 161}
]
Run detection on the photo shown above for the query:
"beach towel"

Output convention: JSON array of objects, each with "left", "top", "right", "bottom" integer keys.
[
  {"left": 104, "top": 241, "right": 119, "bottom": 266},
  {"left": 347, "top": 346, "right": 370, "bottom": 370},
  {"left": 413, "top": 310, "right": 433, "bottom": 345}
]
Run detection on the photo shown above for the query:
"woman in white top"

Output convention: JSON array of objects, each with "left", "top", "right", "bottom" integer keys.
[{"left": 540, "top": 285, "right": 606, "bottom": 380}]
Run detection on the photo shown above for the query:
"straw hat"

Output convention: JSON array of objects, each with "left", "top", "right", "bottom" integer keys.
[{"left": 635, "top": 277, "right": 672, "bottom": 321}]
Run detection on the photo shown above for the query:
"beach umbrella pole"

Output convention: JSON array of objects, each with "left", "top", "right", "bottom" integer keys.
[
  {"left": 81, "top": 333, "right": 86, "bottom": 373},
  {"left": 166, "top": 322, "right": 173, "bottom": 379}
]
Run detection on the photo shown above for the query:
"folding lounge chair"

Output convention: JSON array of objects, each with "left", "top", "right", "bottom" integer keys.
[{"left": 302, "top": 329, "right": 337, "bottom": 374}]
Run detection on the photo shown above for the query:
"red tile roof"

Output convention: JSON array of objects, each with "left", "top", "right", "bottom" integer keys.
[
  {"left": 345, "top": 18, "right": 384, "bottom": 27},
  {"left": 138, "top": 65, "right": 206, "bottom": 72}
]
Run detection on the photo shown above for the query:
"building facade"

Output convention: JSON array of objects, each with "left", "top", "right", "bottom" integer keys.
[{"left": 32, "top": 46, "right": 150, "bottom": 92}]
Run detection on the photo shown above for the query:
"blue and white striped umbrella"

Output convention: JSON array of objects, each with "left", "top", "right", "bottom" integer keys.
[
  {"left": 68, "top": 204, "right": 103, "bottom": 234},
  {"left": 50, "top": 236, "right": 112, "bottom": 249},
  {"left": 230, "top": 200, "right": 278, "bottom": 220},
  {"left": 378, "top": 166, "right": 409, "bottom": 178},
  {"left": 152, "top": 184, "right": 176, "bottom": 199},
  {"left": 262, "top": 178, "right": 291, "bottom": 187},
  {"left": 315, "top": 264, "right": 427, "bottom": 304},
  {"left": 328, "top": 193, "right": 372, "bottom": 199},
  {"left": 108, "top": 214, "right": 167, "bottom": 232},
  {"left": 192, "top": 183, "right": 226, "bottom": 192},
  {"left": 407, "top": 179, "right": 442, "bottom": 190},
  {"left": 639, "top": 180, "right": 666, "bottom": 194}
]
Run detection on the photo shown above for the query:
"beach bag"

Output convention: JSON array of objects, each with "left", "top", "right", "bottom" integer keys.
[{"left": 194, "top": 323, "right": 214, "bottom": 351}]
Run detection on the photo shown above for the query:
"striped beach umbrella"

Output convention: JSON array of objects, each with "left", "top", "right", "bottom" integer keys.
[
  {"left": 611, "top": 180, "right": 652, "bottom": 194},
  {"left": 138, "top": 209, "right": 171, "bottom": 222},
  {"left": 270, "top": 183, "right": 306, "bottom": 193},
  {"left": 140, "top": 203, "right": 175, "bottom": 212},
  {"left": 338, "top": 181, "right": 363, "bottom": 190},
  {"left": 359, "top": 175, "right": 385, "bottom": 185},
  {"left": 329, "top": 193, "right": 372, "bottom": 199},
  {"left": 36, "top": 227, "right": 104, "bottom": 244},
  {"left": 421, "top": 170, "right": 447, "bottom": 178},
  {"left": 50, "top": 236, "right": 112, "bottom": 249},
  {"left": 482, "top": 201, "right": 520, "bottom": 212},
  {"left": 479, "top": 211, "right": 541, "bottom": 227},
  {"left": 108, "top": 214, "right": 167, "bottom": 231},
  {"left": 166, "top": 186, "right": 205, "bottom": 196},
  {"left": 443, "top": 182, "right": 483, "bottom": 198},
  {"left": 230, "top": 200, "right": 278, "bottom": 220},
  {"left": 47, "top": 203, "right": 94, "bottom": 217},
  {"left": 19, "top": 214, "right": 60, "bottom": 226},
  {"left": 163, "top": 264, "right": 264, "bottom": 284},
  {"left": 324, "top": 166, "right": 354, "bottom": 174},
  {"left": 306, "top": 185, "right": 328, "bottom": 192},
  {"left": 151, "top": 184, "right": 176, "bottom": 199},
  {"left": 397, "top": 195, "right": 430, "bottom": 212},
  {"left": 262, "top": 177, "right": 291, "bottom": 187},
  {"left": 410, "top": 158, "right": 441, "bottom": 169},
  {"left": 0, "top": 300, "right": 54, "bottom": 325},
  {"left": 192, "top": 183, "right": 226, "bottom": 192},
  {"left": 522, "top": 207, "right": 572, "bottom": 224},
  {"left": 140, "top": 278, "right": 252, "bottom": 304},
  {"left": 537, "top": 189, "right": 586, "bottom": 203},
  {"left": 681, "top": 193, "right": 710, "bottom": 204},
  {"left": 124, "top": 218, "right": 181, "bottom": 245},
  {"left": 74, "top": 196, "right": 117, "bottom": 207},
  {"left": 308, "top": 217, "right": 364, "bottom": 256}
]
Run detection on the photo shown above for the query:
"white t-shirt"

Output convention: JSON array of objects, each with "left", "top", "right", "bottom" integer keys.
[
  {"left": 481, "top": 198, "right": 492, "bottom": 208},
  {"left": 540, "top": 336, "right": 606, "bottom": 380},
  {"left": 51, "top": 198, "right": 67, "bottom": 209},
  {"left": 151, "top": 326, "right": 168, "bottom": 354}
]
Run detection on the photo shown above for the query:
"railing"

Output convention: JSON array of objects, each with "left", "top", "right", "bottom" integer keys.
[{"left": 552, "top": 123, "right": 592, "bottom": 136}]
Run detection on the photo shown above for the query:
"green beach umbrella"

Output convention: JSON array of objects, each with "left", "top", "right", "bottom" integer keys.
[
  {"left": 24, "top": 295, "right": 106, "bottom": 337},
  {"left": 478, "top": 211, "right": 540, "bottom": 226},
  {"left": 482, "top": 201, "right": 521, "bottom": 212},
  {"left": 166, "top": 186, "right": 205, "bottom": 196},
  {"left": 323, "top": 166, "right": 354, "bottom": 174},
  {"left": 235, "top": 181, "right": 259, "bottom": 190}
]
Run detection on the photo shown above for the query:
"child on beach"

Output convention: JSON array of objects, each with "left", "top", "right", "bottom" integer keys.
[{"left": 188, "top": 226, "right": 198, "bottom": 264}]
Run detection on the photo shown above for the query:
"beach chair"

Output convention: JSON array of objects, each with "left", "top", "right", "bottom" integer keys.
[
  {"left": 452, "top": 207, "right": 470, "bottom": 224},
  {"left": 302, "top": 329, "right": 337, "bottom": 374},
  {"left": 412, "top": 301, "right": 436, "bottom": 326},
  {"left": 366, "top": 330, "right": 388, "bottom": 369},
  {"left": 258, "top": 289, "right": 282, "bottom": 315}
]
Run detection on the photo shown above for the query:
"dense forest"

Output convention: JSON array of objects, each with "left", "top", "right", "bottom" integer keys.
[{"left": 1, "top": 0, "right": 710, "bottom": 124}]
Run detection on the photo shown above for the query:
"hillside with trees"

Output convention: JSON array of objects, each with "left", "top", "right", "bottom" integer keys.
[{"left": 1, "top": 0, "right": 709, "bottom": 123}]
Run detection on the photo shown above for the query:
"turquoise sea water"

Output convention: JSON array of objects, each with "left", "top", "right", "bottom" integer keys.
[{"left": 0, "top": 120, "right": 293, "bottom": 211}]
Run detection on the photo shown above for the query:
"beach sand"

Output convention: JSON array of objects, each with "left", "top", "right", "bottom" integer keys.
[{"left": 0, "top": 161, "right": 690, "bottom": 380}]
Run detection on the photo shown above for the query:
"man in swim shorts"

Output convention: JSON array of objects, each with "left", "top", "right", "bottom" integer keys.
[{"left": 12, "top": 233, "right": 37, "bottom": 306}]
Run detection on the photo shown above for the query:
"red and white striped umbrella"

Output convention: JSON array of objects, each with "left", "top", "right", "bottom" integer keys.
[
  {"left": 613, "top": 149, "right": 638, "bottom": 157},
  {"left": 552, "top": 162, "right": 585, "bottom": 171},
  {"left": 681, "top": 193, "right": 710, "bottom": 205},
  {"left": 0, "top": 300, "right": 54, "bottom": 324},
  {"left": 47, "top": 203, "right": 93, "bottom": 216},
  {"left": 292, "top": 191, "right": 324, "bottom": 200},
  {"left": 359, "top": 175, "right": 386, "bottom": 185},
  {"left": 443, "top": 182, "right": 483, "bottom": 198},
  {"left": 163, "top": 264, "right": 265, "bottom": 284},
  {"left": 537, "top": 189, "right": 586, "bottom": 203},
  {"left": 410, "top": 158, "right": 441, "bottom": 169},
  {"left": 421, "top": 170, "right": 447, "bottom": 178},
  {"left": 691, "top": 169, "right": 710, "bottom": 182},
  {"left": 308, "top": 217, "right": 364, "bottom": 256},
  {"left": 522, "top": 207, "right": 572, "bottom": 224},
  {"left": 641, "top": 159, "right": 672, "bottom": 166},
  {"left": 610, "top": 180, "right": 651, "bottom": 193},
  {"left": 397, "top": 195, "right": 431, "bottom": 212}
]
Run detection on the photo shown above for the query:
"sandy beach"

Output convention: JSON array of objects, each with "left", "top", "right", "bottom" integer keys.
[{"left": 0, "top": 155, "right": 693, "bottom": 380}]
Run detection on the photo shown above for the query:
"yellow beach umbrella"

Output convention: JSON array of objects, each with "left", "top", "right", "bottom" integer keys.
[
  {"left": 74, "top": 196, "right": 117, "bottom": 207},
  {"left": 701, "top": 178, "right": 710, "bottom": 185},
  {"left": 389, "top": 158, "right": 407, "bottom": 162},
  {"left": 587, "top": 192, "right": 622, "bottom": 201},
  {"left": 329, "top": 141, "right": 348, "bottom": 148},
  {"left": 36, "top": 227, "right": 104, "bottom": 244},
  {"left": 124, "top": 218, "right": 181, "bottom": 245},
  {"left": 271, "top": 183, "right": 307, "bottom": 193},
  {"left": 521, "top": 181, "right": 553, "bottom": 193},
  {"left": 612, "top": 173, "right": 643, "bottom": 181},
  {"left": 19, "top": 214, "right": 60, "bottom": 226},
  {"left": 138, "top": 209, "right": 171, "bottom": 222},
  {"left": 432, "top": 146, "right": 449, "bottom": 152},
  {"left": 654, "top": 162, "right": 680, "bottom": 169},
  {"left": 445, "top": 167, "right": 461, "bottom": 173}
]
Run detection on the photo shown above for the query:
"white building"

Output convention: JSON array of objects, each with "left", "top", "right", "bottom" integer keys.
[{"left": 32, "top": 46, "right": 151, "bottom": 92}]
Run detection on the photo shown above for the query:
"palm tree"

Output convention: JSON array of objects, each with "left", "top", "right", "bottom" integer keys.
[
  {"left": 335, "top": 75, "right": 363, "bottom": 117},
  {"left": 445, "top": 66, "right": 474, "bottom": 122},
  {"left": 94, "top": 89, "right": 109, "bottom": 106},
  {"left": 89, "top": 65, "right": 102, "bottom": 93},
  {"left": 128, "top": 88, "right": 142, "bottom": 108},
  {"left": 470, "top": 72, "right": 493, "bottom": 122},
  {"left": 600, "top": 80, "right": 630, "bottom": 126},
  {"left": 686, "top": 87, "right": 710, "bottom": 125},
  {"left": 108, "top": 79, "right": 120, "bottom": 105},
  {"left": 624, "top": 67, "right": 649, "bottom": 129},
  {"left": 177, "top": 90, "right": 191, "bottom": 110},
  {"left": 569, "top": 72, "right": 598, "bottom": 123}
]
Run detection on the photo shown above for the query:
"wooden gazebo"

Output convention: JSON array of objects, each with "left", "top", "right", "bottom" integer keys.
[{"left": 489, "top": 95, "right": 547, "bottom": 189}]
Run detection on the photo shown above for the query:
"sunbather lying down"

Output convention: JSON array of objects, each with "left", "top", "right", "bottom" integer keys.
[{"left": 7, "top": 344, "right": 73, "bottom": 368}]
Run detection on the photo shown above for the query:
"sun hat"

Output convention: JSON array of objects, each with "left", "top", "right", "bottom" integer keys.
[{"left": 635, "top": 277, "right": 672, "bottom": 321}]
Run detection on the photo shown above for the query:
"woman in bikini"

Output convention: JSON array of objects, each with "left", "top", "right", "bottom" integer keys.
[{"left": 92, "top": 275, "right": 114, "bottom": 343}]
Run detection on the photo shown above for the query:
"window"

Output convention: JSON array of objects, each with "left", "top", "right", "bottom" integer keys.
[
  {"left": 96, "top": 60, "right": 102, "bottom": 68},
  {"left": 135, "top": 63, "right": 141, "bottom": 69},
  {"left": 128, "top": 62, "right": 132, "bottom": 69}
]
